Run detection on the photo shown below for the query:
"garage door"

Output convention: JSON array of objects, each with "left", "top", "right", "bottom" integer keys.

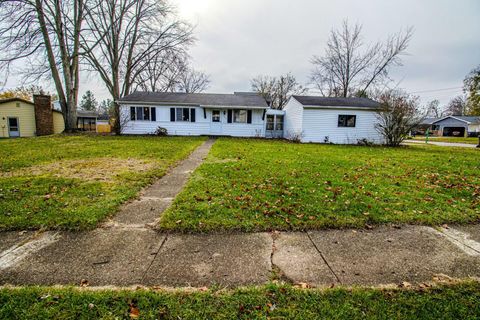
[{"left": 443, "top": 127, "right": 465, "bottom": 137}]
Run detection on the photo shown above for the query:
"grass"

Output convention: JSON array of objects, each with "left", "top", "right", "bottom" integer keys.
[
  {"left": 410, "top": 136, "right": 479, "bottom": 145},
  {"left": 0, "top": 282, "right": 479, "bottom": 319},
  {"left": 0, "top": 134, "right": 206, "bottom": 230},
  {"left": 160, "top": 138, "right": 480, "bottom": 232}
]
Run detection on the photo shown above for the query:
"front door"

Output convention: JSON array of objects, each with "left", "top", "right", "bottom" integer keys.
[
  {"left": 211, "top": 109, "right": 222, "bottom": 135},
  {"left": 8, "top": 117, "right": 20, "bottom": 137}
]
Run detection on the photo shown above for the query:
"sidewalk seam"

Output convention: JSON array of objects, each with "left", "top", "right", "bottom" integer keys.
[
  {"left": 141, "top": 234, "right": 169, "bottom": 282},
  {"left": 306, "top": 231, "right": 342, "bottom": 284}
]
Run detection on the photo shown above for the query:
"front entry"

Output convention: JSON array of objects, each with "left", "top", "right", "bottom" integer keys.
[
  {"left": 210, "top": 109, "right": 222, "bottom": 135},
  {"left": 8, "top": 117, "right": 20, "bottom": 137}
]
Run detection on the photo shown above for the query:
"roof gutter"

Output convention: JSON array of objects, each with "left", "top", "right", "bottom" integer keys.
[
  {"left": 116, "top": 100, "right": 268, "bottom": 109},
  {"left": 303, "top": 105, "right": 380, "bottom": 111}
]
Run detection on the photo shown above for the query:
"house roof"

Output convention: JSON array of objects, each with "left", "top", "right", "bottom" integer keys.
[
  {"left": 292, "top": 96, "right": 381, "bottom": 109},
  {"left": 420, "top": 118, "right": 439, "bottom": 125},
  {"left": 0, "top": 97, "right": 34, "bottom": 105},
  {"left": 0, "top": 97, "right": 63, "bottom": 114},
  {"left": 77, "top": 110, "right": 98, "bottom": 118},
  {"left": 431, "top": 115, "right": 480, "bottom": 125},
  {"left": 118, "top": 91, "right": 269, "bottom": 108}
]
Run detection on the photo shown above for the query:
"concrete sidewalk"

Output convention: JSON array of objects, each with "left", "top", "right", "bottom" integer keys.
[
  {"left": 1, "top": 138, "right": 479, "bottom": 288},
  {"left": 405, "top": 140, "right": 478, "bottom": 148},
  {"left": 1, "top": 225, "right": 479, "bottom": 288}
]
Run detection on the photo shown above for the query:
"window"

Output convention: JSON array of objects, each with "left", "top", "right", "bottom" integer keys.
[
  {"left": 130, "top": 106, "right": 155, "bottom": 121},
  {"left": 266, "top": 115, "right": 274, "bottom": 130},
  {"left": 170, "top": 108, "right": 196, "bottom": 122},
  {"left": 227, "top": 109, "right": 252, "bottom": 124},
  {"left": 234, "top": 110, "right": 247, "bottom": 123},
  {"left": 338, "top": 115, "right": 356, "bottom": 127},
  {"left": 431, "top": 125, "right": 440, "bottom": 131},
  {"left": 275, "top": 115, "right": 284, "bottom": 130},
  {"left": 212, "top": 110, "right": 221, "bottom": 122}
]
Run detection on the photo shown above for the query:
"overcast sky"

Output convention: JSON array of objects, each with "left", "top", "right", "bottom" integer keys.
[{"left": 5, "top": 0, "right": 480, "bottom": 106}]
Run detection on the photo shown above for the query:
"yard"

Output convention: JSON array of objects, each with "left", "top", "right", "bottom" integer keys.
[
  {"left": 0, "top": 282, "right": 479, "bottom": 319},
  {"left": 160, "top": 138, "right": 480, "bottom": 232},
  {"left": 0, "top": 135, "right": 206, "bottom": 230},
  {"left": 410, "top": 136, "right": 479, "bottom": 145}
]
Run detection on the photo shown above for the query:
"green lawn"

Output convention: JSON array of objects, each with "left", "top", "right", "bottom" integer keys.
[
  {"left": 1, "top": 282, "right": 479, "bottom": 319},
  {"left": 160, "top": 138, "right": 480, "bottom": 232},
  {"left": 0, "top": 135, "right": 205, "bottom": 230},
  {"left": 410, "top": 137, "right": 479, "bottom": 145}
]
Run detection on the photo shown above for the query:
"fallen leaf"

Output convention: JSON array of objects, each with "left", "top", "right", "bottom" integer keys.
[{"left": 129, "top": 304, "right": 140, "bottom": 318}]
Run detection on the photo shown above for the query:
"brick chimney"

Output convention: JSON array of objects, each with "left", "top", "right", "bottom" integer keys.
[{"left": 33, "top": 95, "right": 53, "bottom": 136}]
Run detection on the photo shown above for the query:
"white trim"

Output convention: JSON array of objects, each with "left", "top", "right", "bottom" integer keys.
[{"left": 431, "top": 116, "right": 472, "bottom": 125}]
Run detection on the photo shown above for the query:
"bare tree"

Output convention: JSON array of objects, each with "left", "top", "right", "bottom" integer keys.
[
  {"left": 444, "top": 95, "right": 468, "bottom": 116},
  {"left": 251, "top": 73, "right": 306, "bottom": 109},
  {"left": 311, "top": 20, "right": 413, "bottom": 97},
  {"left": 0, "top": 0, "right": 86, "bottom": 131},
  {"left": 133, "top": 50, "right": 187, "bottom": 92},
  {"left": 81, "top": 0, "right": 194, "bottom": 134},
  {"left": 464, "top": 65, "right": 480, "bottom": 115},
  {"left": 251, "top": 75, "right": 276, "bottom": 105},
  {"left": 177, "top": 68, "right": 210, "bottom": 93},
  {"left": 375, "top": 90, "right": 424, "bottom": 146},
  {"left": 425, "top": 99, "right": 443, "bottom": 118}
]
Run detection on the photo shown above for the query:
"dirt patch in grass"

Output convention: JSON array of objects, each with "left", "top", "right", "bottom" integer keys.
[{"left": 1, "top": 158, "right": 157, "bottom": 182}]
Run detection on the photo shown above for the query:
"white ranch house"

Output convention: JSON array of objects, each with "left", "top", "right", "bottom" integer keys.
[{"left": 118, "top": 92, "right": 384, "bottom": 144}]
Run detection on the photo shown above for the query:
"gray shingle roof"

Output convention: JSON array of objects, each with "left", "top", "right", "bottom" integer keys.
[
  {"left": 430, "top": 116, "right": 480, "bottom": 124},
  {"left": 118, "top": 92, "right": 269, "bottom": 108},
  {"left": 292, "top": 96, "right": 381, "bottom": 108},
  {"left": 452, "top": 116, "right": 480, "bottom": 124},
  {"left": 77, "top": 110, "right": 98, "bottom": 118}
]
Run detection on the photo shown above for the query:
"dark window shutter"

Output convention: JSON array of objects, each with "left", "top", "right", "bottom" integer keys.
[
  {"left": 130, "top": 107, "right": 136, "bottom": 121},
  {"left": 227, "top": 109, "right": 232, "bottom": 123},
  {"left": 151, "top": 107, "right": 156, "bottom": 121},
  {"left": 190, "top": 108, "right": 196, "bottom": 122},
  {"left": 247, "top": 110, "right": 252, "bottom": 124},
  {"left": 170, "top": 108, "right": 175, "bottom": 122}
]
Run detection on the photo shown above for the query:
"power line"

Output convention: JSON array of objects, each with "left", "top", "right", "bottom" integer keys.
[{"left": 410, "top": 86, "right": 463, "bottom": 94}]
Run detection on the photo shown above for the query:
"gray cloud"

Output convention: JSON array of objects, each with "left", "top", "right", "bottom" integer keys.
[{"left": 4, "top": 0, "right": 479, "bottom": 106}]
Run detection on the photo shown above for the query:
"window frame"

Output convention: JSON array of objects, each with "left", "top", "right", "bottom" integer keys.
[
  {"left": 130, "top": 106, "right": 154, "bottom": 121},
  {"left": 174, "top": 107, "right": 193, "bottom": 122},
  {"left": 338, "top": 115, "right": 357, "bottom": 128},
  {"left": 233, "top": 109, "right": 248, "bottom": 123},
  {"left": 212, "top": 110, "right": 221, "bottom": 122}
]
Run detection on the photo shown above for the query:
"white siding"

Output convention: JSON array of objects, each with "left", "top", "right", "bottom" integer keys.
[
  {"left": 302, "top": 109, "right": 384, "bottom": 144},
  {"left": 468, "top": 124, "right": 480, "bottom": 133},
  {"left": 283, "top": 97, "right": 303, "bottom": 140},
  {"left": 120, "top": 105, "right": 265, "bottom": 137}
]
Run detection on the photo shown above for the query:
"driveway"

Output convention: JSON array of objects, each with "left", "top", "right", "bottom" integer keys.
[{"left": 405, "top": 140, "right": 479, "bottom": 148}]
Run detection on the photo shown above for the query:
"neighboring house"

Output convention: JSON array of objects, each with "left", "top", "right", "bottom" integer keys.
[
  {"left": 0, "top": 96, "right": 64, "bottom": 138},
  {"left": 77, "top": 110, "right": 98, "bottom": 131},
  {"left": 284, "top": 96, "right": 384, "bottom": 144},
  {"left": 419, "top": 116, "right": 480, "bottom": 137},
  {"left": 117, "top": 91, "right": 384, "bottom": 144}
]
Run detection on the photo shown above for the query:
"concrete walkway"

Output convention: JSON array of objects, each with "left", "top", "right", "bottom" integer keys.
[
  {"left": 0, "top": 225, "right": 479, "bottom": 288},
  {"left": 0, "top": 138, "right": 479, "bottom": 288},
  {"left": 405, "top": 140, "right": 479, "bottom": 148}
]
